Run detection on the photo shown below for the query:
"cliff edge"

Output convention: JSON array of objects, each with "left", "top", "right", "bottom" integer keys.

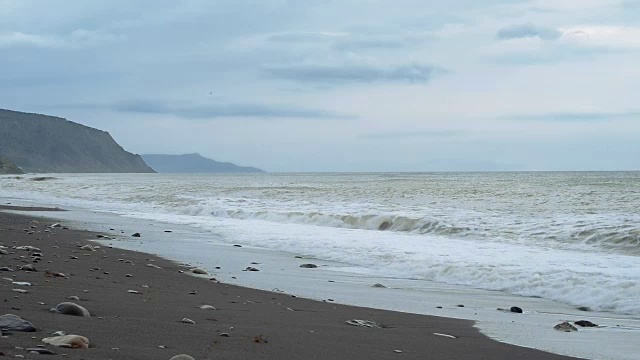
[{"left": 0, "top": 109, "right": 155, "bottom": 173}]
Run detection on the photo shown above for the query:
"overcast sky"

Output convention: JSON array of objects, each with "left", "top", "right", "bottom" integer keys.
[{"left": 1, "top": 0, "right": 639, "bottom": 171}]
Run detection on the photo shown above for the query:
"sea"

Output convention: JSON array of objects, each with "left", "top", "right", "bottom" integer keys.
[{"left": 2, "top": 172, "right": 640, "bottom": 359}]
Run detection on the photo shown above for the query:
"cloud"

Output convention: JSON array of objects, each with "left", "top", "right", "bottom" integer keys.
[
  {"left": 497, "top": 24, "right": 561, "bottom": 40},
  {"left": 361, "top": 130, "right": 466, "bottom": 140},
  {"left": 504, "top": 110, "right": 640, "bottom": 122},
  {"left": 559, "top": 26, "right": 640, "bottom": 49},
  {"left": 264, "top": 63, "right": 445, "bottom": 85},
  {"left": 266, "top": 31, "right": 348, "bottom": 43},
  {"left": 0, "top": 29, "right": 124, "bottom": 48},
  {"left": 526, "top": 0, "right": 625, "bottom": 12},
  {"left": 99, "top": 100, "right": 353, "bottom": 120}
]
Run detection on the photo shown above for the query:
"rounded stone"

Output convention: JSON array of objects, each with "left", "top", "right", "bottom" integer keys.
[
  {"left": 50, "top": 302, "right": 90, "bottom": 317},
  {"left": 169, "top": 355, "right": 195, "bottom": 360},
  {"left": 42, "top": 335, "right": 90, "bottom": 348}
]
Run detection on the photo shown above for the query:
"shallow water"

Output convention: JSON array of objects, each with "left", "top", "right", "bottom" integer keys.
[{"left": 2, "top": 172, "right": 639, "bottom": 316}]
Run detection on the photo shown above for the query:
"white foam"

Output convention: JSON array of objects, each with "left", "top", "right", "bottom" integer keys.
[{"left": 8, "top": 206, "right": 637, "bottom": 360}]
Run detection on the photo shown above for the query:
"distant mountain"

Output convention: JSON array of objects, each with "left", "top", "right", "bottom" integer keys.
[
  {"left": 0, "top": 155, "right": 24, "bottom": 174},
  {"left": 0, "top": 109, "right": 155, "bottom": 173},
  {"left": 142, "top": 153, "right": 265, "bottom": 173}
]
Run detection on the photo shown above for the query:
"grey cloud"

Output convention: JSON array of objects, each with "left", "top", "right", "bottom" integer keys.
[
  {"left": 264, "top": 63, "right": 446, "bottom": 85},
  {"left": 361, "top": 130, "right": 466, "bottom": 139},
  {"left": 0, "top": 29, "right": 125, "bottom": 48},
  {"left": 497, "top": 23, "right": 561, "bottom": 40},
  {"left": 266, "top": 32, "right": 347, "bottom": 43},
  {"left": 106, "top": 100, "right": 353, "bottom": 120},
  {"left": 504, "top": 110, "right": 640, "bottom": 122}
]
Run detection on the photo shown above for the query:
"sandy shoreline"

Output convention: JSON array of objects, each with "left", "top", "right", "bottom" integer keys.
[{"left": 0, "top": 208, "right": 582, "bottom": 359}]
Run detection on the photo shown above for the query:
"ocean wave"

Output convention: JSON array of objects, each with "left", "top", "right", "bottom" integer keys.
[
  {"left": 203, "top": 208, "right": 640, "bottom": 253},
  {"left": 208, "top": 209, "right": 472, "bottom": 236}
]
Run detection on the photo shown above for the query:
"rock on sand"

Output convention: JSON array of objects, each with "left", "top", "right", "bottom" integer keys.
[
  {"left": 170, "top": 355, "right": 195, "bottom": 360},
  {"left": 50, "top": 302, "right": 91, "bottom": 317},
  {"left": 42, "top": 335, "right": 90, "bottom": 349},
  {"left": 0, "top": 314, "right": 36, "bottom": 332}
]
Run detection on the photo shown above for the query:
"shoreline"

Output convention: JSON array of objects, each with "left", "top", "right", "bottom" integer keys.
[{"left": 0, "top": 207, "right": 583, "bottom": 359}]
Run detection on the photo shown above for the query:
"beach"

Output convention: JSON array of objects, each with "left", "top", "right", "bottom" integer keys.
[{"left": 0, "top": 207, "right": 586, "bottom": 359}]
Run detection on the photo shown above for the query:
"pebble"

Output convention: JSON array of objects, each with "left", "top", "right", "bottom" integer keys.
[
  {"left": 191, "top": 268, "right": 208, "bottom": 275},
  {"left": 170, "top": 356, "right": 195, "bottom": 360},
  {"left": 68, "top": 296, "right": 80, "bottom": 301},
  {"left": 299, "top": 264, "right": 318, "bottom": 268},
  {"left": 181, "top": 318, "right": 196, "bottom": 325},
  {"left": 0, "top": 314, "right": 36, "bottom": 332},
  {"left": 394, "top": 350, "right": 402, "bottom": 353},
  {"left": 510, "top": 306, "right": 523, "bottom": 313},
  {"left": 575, "top": 320, "right": 598, "bottom": 327},
  {"left": 19, "top": 264, "right": 37, "bottom": 272},
  {"left": 128, "top": 290, "right": 140, "bottom": 294},
  {"left": 131, "top": 233, "right": 141, "bottom": 237},
  {"left": 372, "top": 283, "right": 386, "bottom": 288},
  {"left": 26, "top": 348, "right": 55, "bottom": 355},
  {"left": 199, "top": 305, "right": 216, "bottom": 310},
  {"left": 220, "top": 332, "right": 230, "bottom": 337},
  {"left": 125, "top": 274, "right": 133, "bottom": 277},
  {"left": 554, "top": 321, "right": 578, "bottom": 332},
  {"left": 50, "top": 302, "right": 90, "bottom": 317},
  {"left": 42, "top": 335, "right": 90, "bottom": 348},
  {"left": 245, "top": 267, "right": 260, "bottom": 272}
]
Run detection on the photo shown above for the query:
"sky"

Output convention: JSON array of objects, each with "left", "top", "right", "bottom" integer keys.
[{"left": 1, "top": 0, "right": 639, "bottom": 172}]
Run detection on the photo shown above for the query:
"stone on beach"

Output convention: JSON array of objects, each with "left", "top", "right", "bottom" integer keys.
[
  {"left": 346, "top": 319, "right": 382, "bottom": 328},
  {"left": 15, "top": 245, "right": 41, "bottom": 252},
  {"left": 26, "top": 348, "right": 55, "bottom": 355},
  {"left": 372, "top": 283, "right": 386, "bottom": 288},
  {"left": 51, "top": 302, "right": 91, "bottom": 317},
  {"left": 132, "top": 232, "right": 141, "bottom": 237},
  {"left": 510, "top": 306, "right": 523, "bottom": 313},
  {"left": 170, "top": 355, "right": 195, "bottom": 360},
  {"left": 0, "top": 314, "right": 36, "bottom": 332},
  {"left": 181, "top": 318, "right": 196, "bottom": 325},
  {"left": 42, "top": 334, "right": 90, "bottom": 349},
  {"left": 191, "top": 268, "right": 208, "bottom": 275},
  {"left": 19, "top": 264, "right": 37, "bottom": 272},
  {"left": 554, "top": 321, "right": 578, "bottom": 332},
  {"left": 199, "top": 305, "right": 216, "bottom": 310},
  {"left": 575, "top": 320, "right": 598, "bottom": 327},
  {"left": 245, "top": 267, "right": 260, "bottom": 272},
  {"left": 45, "top": 270, "right": 66, "bottom": 277},
  {"left": 299, "top": 263, "right": 318, "bottom": 268}
]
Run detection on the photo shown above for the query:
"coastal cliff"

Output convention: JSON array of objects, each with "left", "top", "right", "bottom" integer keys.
[
  {"left": 0, "top": 155, "right": 24, "bottom": 174},
  {"left": 0, "top": 109, "right": 155, "bottom": 173},
  {"left": 142, "top": 153, "right": 264, "bottom": 173}
]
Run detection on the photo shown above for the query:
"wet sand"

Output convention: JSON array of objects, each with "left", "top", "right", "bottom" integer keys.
[{"left": 0, "top": 209, "right": 582, "bottom": 359}]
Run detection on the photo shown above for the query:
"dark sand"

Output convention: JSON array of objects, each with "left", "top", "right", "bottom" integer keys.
[{"left": 0, "top": 209, "right": 582, "bottom": 359}]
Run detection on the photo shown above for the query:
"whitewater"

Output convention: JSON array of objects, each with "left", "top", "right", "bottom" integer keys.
[{"left": 1, "top": 172, "right": 639, "bottom": 316}]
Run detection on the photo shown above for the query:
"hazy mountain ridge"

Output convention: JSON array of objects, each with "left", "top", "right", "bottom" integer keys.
[
  {"left": 142, "top": 153, "right": 265, "bottom": 173},
  {"left": 0, "top": 109, "right": 155, "bottom": 173}
]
